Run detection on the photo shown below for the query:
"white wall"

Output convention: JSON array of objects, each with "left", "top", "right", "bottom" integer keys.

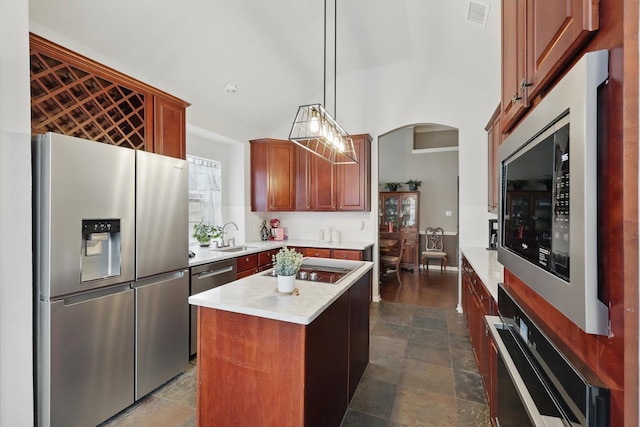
[
  {"left": 268, "top": 57, "right": 499, "bottom": 297},
  {"left": 378, "top": 126, "right": 459, "bottom": 233},
  {"left": 186, "top": 125, "right": 246, "bottom": 244},
  {"left": 336, "top": 59, "right": 498, "bottom": 249},
  {"left": 270, "top": 61, "right": 500, "bottom": 242},
  {"left": 0, "top": 0, "right": 34, "bottom": 424}
]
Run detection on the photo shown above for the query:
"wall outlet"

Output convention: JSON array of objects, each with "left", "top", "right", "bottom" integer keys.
[{"left": 445, "top": 210, "right": 452, "bottom": 217}]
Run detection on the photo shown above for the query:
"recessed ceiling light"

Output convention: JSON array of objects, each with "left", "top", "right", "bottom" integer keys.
[{"left": 224, "top": 82, "right": 238, "bottom": 94}]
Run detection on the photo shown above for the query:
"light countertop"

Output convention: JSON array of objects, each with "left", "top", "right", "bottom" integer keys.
[
  {"left": 460, "top": 246, "right": 504, "bottom": 301},
  {"left": 188, "top": 259, "right": 374, "bottom": 325},
  {"left": 189, "top": 239, "right": 374, "bottom": 267}
]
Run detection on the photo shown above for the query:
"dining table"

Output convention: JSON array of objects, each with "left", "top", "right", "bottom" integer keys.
[
  {"left": 379, "top": 238, "right": 398, "bottom": 253},
  {"left": 378, "top": 238, "right": 398, "bottom": 282}
]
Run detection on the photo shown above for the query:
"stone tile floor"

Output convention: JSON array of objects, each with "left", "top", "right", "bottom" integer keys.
[
  {"left": 101, "top": 301, "right": 489, "bottom": 427},
  {"left": 342, "top": 301, "right": 490, "bottom": 426}
]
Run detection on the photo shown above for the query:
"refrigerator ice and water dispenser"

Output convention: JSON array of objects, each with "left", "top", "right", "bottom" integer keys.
[{"left": 81, "top": 219, "right": 122, "bottom": 282}]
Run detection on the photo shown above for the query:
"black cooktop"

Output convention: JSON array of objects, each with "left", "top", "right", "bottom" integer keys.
[{"left": 263, "top": 262, "right": 356, "bottom": 284}]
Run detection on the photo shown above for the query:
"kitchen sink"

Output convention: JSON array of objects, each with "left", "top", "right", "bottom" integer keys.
[{"left": 211, "top": 245, "right": 258, "bottom": 253}]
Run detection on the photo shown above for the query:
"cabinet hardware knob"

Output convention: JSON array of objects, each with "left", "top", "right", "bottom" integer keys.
[
  {"left": 520, "top": 79, "right": 532, "bottom": 91},
  {"left": 512, "top": 92, "right": 521, "bottom": 104}
]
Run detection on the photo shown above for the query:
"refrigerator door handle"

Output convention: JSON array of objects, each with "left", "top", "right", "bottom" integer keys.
[
  {"left": 133, "top": 270, "right": 187, "bottom": 288},
  {"left": 62, "top": 283, "right": 133, "bottom": 305}
]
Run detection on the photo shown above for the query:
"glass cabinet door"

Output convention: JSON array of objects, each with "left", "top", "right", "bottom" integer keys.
[
  {"left": 384, "top": 196, "right": 398, "bottom": 226},
  {"left": 400, "top": 195, "right": 417, "bottom": 227}
]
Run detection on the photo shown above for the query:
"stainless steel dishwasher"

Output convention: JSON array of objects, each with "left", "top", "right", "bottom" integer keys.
[{"left": 190, "top": 258, "right": 237, "bottom": 355}]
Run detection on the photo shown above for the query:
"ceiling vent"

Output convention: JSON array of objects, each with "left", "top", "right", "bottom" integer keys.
[{"left": 467, "top": 1, "right": 490, "bottom": 27}]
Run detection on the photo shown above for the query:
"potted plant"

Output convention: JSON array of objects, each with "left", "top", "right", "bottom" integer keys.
[
  {"left": 385, "top": 182, "right": 403, "bottom": 192},
  {"left": 272, "top": 246, "right": 304, "bottom": 293},
  {"left": 405, "top": 179, "right": 422, "bottom": 191},
  {"left": 193, "top": 222, "right": 222, "bottom": 247}
]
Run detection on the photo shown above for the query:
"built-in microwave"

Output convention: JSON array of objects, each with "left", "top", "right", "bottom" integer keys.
[{"left": 498, "top": 50, "right": 610, "bottom": 336}]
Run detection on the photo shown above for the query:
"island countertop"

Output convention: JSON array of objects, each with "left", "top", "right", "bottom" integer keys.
[{"left": 188, "top": 258, "right": 374, "bottom": 325}]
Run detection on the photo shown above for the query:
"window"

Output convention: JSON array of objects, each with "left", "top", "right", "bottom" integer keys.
[{"left": 187, "top": 155, "right": 222, "bottom": 243}]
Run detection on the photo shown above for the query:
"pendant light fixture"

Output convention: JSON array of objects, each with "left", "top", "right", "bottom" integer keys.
[{"left": 288, "top": 0, "right": 357, "bottom": 164}]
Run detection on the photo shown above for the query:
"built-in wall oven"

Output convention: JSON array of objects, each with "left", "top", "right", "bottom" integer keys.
[{"left": 486, "top": 285, "right": 609, "bottom": 426}]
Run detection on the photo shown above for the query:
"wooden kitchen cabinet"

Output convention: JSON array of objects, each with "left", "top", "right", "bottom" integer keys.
[
  {"left": 296, "top": 134, "right": 371, "bottom": 212},
  {"left": 347, "top": 272, "right": 371, "bottom": 400},
  {"left": 293, "top": 247, "right": 365, "bottom": 261},
  {"left": 195, "top": 271, "right": 371, "bottom": 426},
  {"left": 461, "top": 256, "right": 496, "bottom": 421},
  {"left": 332, "top": 249, "right": 363, "bottom": 261},
  {"left": 303, "top": 248, "right": 332, "bottom": 258},
  {"left": 257, "top": 248, "right": 280, "bottom": 272},
  {"left": 379, "top": 191, "right": 420, "bottom": 271},
  {"left": 500, "top": 0, "right": 598, "bottom": 133},
  {"left": 29, "top": 34, "right": 189, "bottom": 159},
  {"left": 486, "top": 104, "right": 501, "bottom": 213},
  {"left": 236, "top": 254, "right": 258, "bottom": 279},
  {"left": 336, "top": 134, "right": 372, "bottom": 211},
  {"left": 152, "top": 96, "right": 186, "bottom": 159},
  {"left": 501, "top": 0, "right": 527, "bottom": 133},
  {"left": 524, "top": 0, "right": 599, "bottom": 102},
  {"left": 296, "top": 146, "right": 336, "bottom": 211},
  {"left": 250, "top": 139, "right": 297, "bottom": 212}
]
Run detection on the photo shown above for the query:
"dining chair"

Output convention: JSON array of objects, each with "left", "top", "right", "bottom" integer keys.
[
  {"left": 380, "top": 238, "right": 408, "bottom": 284},
  {"left": 421, "top": 227, "right": 448, "bottom": 271}
]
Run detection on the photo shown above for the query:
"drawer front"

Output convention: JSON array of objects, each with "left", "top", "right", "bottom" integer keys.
[
  {"left": 332, "top": 249, "right": 362, "bottom": 261},
  {"left": 258, "top": 249, "right": 279, "bottom": 267},
  {"left": 236, "top": 254, "right": 258, "bottom": 272},
  {"left": 304, "top": 248, "right": 332, "bottom": 258}
]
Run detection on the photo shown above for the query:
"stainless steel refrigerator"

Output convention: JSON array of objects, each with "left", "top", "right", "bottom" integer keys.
[{"left": 33, "top": 133, "right": 189, "bottom": 427}]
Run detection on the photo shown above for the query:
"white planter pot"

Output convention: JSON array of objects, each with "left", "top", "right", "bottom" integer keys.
[{"left": 277, "top": 274, "right": 296, "bottom": 293}]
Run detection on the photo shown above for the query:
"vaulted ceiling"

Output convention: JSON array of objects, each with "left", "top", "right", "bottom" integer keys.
[{"left": 29, "top": 0, "right": 500, "bottom": 143}]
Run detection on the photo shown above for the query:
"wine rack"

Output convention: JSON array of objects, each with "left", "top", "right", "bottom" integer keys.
[{"left": 30, "top": 49, "right": 146, "bottom": 149}]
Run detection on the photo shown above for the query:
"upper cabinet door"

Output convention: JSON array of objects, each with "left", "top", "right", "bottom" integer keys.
[
  {"left": 336, "top": 134, "right": 371, "bottom": 211},
  {"left": 153, "top": 96, "right": 187, "bottom": 159},
  {"left": 250, "top": 139, "right": 296, "bottom": 212},
  {"left": 311, "top": 154, "right": 336, "bottom": 211},
  {"left": 500, "top": 0, "right": 598, "bottom": 134},
  {"left": 501, "top": 0, "right": 527, "bottom": 132},
  {"left": 525, "top": 0, "right": 599, "bottom": 101},
  {"left": 295, "top": 147, "right": 337, "bottom": 211},
  {"left": 267, "top": 142, "right": 297, "bottom": 211}
]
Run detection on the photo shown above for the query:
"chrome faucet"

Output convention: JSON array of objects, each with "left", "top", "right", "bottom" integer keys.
[{"left": 220, "top": 221, "right": 239, "bottom": 247}]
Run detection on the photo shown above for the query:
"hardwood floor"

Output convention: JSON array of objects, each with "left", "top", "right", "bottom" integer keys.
[{"left": 380, "top": 267, "right": 459, "bottom": 309}]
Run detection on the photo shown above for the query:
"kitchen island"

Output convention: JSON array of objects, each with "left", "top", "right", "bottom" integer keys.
[{"left": 189, "top": 259, "right": 373, "bottom": 427}]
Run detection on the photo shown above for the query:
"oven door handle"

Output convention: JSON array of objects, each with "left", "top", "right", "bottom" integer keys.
[{"left": 486, "top": 316, "right": 567, "bottom": 427}]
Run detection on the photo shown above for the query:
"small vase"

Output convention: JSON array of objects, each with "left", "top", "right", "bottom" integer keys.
[
  {"left": 277, "top": 274, "right": 296, "bottom": 293},
  {"left": 199, "top": 241, "right": 210, "bottom": 247}
]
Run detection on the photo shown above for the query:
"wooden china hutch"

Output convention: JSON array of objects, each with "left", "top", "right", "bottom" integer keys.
[{"left": 379, "top": 191, "right": 419, "bottom": 271}]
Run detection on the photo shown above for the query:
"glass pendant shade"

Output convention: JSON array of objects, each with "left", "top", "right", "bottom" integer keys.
[{"left": 288, "top": 103, "right": 357, "bottom": 164}]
